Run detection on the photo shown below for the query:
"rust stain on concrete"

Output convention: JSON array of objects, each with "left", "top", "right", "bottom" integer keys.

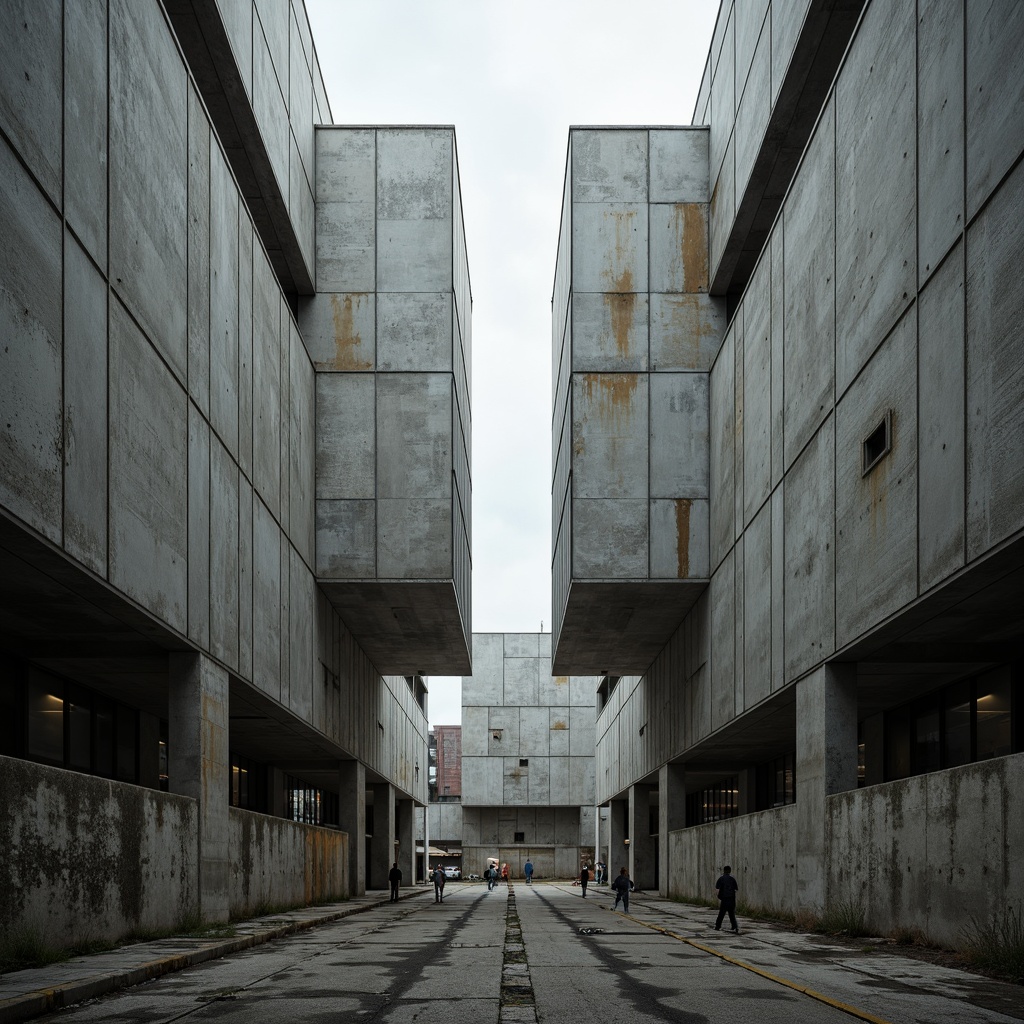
[
  {"left": 679, "top": 204, "right": 709, "bottom": 293},
  {"left": 581, "top": 373, "right": 639, "bottom": 429},
  {"left": 331, "top": 294, "right": 372, "bottom": 370},
  {"left": 675, "top": 498, "right": 692, "bottom": 578},
  {"left": 601, "top": 209, "right": 638, "bottom": 294},
  {"left": 604, "top": 292, "right": 637, "bottom": 358},
  {"left": 554, "top": 676, "right": 569, "bottom": 687}
]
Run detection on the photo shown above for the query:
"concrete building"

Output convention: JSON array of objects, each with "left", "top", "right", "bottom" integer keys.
[
  {"left": 553, "top": 0, "right": 1023, "bottom": 945},
  {"left": 432, "top": 724, "right": 463, "bottom": 802},
  {"left": 460, "top": 633, "right": 597, "bottom": 878},
  {"left": 0, "top": 0, "right": 470, "bottom": 947}
]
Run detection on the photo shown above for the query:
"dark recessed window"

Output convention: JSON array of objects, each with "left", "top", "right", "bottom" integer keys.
[
  {"left": 514, "top": 831, "right": 525, "bottom": 843},
  {"left": 862, "top": 411, "right": 892, "bottom": 475},
  {"left": 519, "top": 758, "right": 529, "bottom": 767}
]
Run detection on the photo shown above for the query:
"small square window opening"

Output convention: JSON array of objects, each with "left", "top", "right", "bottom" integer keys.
[{"left": 862, "top": 411, "right": 892, "bottom": 476}]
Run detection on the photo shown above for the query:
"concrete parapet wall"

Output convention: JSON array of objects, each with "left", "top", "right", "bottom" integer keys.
[
  {"left": 826, "top": 754, "right": 1024, "bottom": 948},
  {"left": 667, "top": 803, "right": 796, "bottom": 910},
  {"left": 0, "top": 756, "right": 198, "bottom": 943},
  {"left": 229, "top": 808, "right": 349, "bottom": 915}
]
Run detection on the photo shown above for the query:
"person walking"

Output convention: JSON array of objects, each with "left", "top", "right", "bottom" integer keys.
[
  {"left": 432, "top": 864, "right": 446, "bottom": 904},
  {"left": 501, "top": 863, "right": 509, "bottom": 885},
  {"left": 611, "top": 866, "right": 632, "bottom": 913},
  {"left": 579, "top": 864, "right": 590, "bottom": 898},
  {"left": 388, "top": 861, "right": 402, "bottom": 903},
  {"left": 714, "top": 865, "right": 739, "bottom": 933},
  {"left": 595, "top": 862, "right": 603, "bottom": 886},
  {"left": 485, "top": 865, "right": 494, "bottom": 891},
  {"left": 524, "top": 859, "right": 534, "bottom": 885}
]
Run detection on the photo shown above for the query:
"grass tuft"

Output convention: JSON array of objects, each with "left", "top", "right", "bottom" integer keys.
[
  {"left": 0, "top": 928, "right": 70, "bottom": 975},
  {"left": 819, "top": 897, "right": 870, "bottom": 937},
  {"left": 960, "top": 905, "right": 1024, "bottom": 983}
]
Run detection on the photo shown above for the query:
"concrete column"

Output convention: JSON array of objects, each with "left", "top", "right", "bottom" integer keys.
[
  {"left": 338, "top": 760, "right": 366, "bottom": 897},
  {"left": 658, "top": 763, "right": 686, "bottom": 897},
  {"left": 629, "top": 783, "right": 656, "bottom": 890},
  {"left": 370, "top": 782, "right": 395, "bottom": 890},
  {"left": 397, "top": 798, "right": 415, "bottom": 888},
  {"left": 138, "top": 712, "right": 161, "bottom": 790},
  {"left": 796, "top": 662, "right": 858, "bottom": 913},
  {"left": 608, "top": 798, "right": 627, "bottom": 879},
  {"left": 168, "top": 653, "right": 229, "bottom": 924},
  {"left": 423, "top": 802, "right": 430, "bottom": 882}
]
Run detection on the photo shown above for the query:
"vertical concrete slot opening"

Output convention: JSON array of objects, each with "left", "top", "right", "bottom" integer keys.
[{"left": 861, "top": 411, "right": 892, "bottom": 476}]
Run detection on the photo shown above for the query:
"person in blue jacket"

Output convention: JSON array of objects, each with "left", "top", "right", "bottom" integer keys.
[
  {"left": 524, "top": 859, "right": 534, "bottom": 884},
  {"left": 714, "top": 865, "right": 739, "bottom": 933}
]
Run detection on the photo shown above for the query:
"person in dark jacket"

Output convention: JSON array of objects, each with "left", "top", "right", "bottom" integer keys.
[
  {"left": 611, "top": 867, "right": 633, "bottom": 913},
  {"left": 432, "top": 865, "right": 446, "bottom": 903},
  {"left": 714, "top": 865, "right": 739, "bottom": 933},
  {"left": 388, "top": 861, "right": 402, "bottom": 902},
  {"left": 579, "top": 864, "right": 590, "bottom": 898}
]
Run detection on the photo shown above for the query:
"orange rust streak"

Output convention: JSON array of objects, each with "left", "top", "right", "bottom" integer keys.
[
  {"left": 331, "top": 293, "right": 372, "bottom": 370},
  {"left": 581, "top": 372, "right": 640, "bottom": 431},
  {"left": 605, "top": 292, "right": 637, "bottom": 358},
  {"left": 680, "top": 204, "right": 709, "bottom": 293},
  {"left": 675, "top": 498, "right": 691, "bottom": 578}
]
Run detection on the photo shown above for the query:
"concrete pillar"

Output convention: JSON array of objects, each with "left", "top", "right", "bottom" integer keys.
[
  {"left": 862, "top": 712, "right": 884, "bottom": 787},
  {"left": 658, "top": 763, "right": 686, "bottom": 897},
  {"left": 796, "top": 662, "right": 858, "bottom": 913},
  {"left": 338, "top": 760, "right": 366, "bottom": 897},
  {"left": 608, "top": 798, "right": 627, "bottom": 879},
  {"left": 168, "top": 653, "right": 229, "bottom": 923},
  {"left": 629, "top": 783, "right": 656, "bottom": 890},
  {"left": 423, "top": 802, "right": 430, "bottom": 882},
  {"left": 370, "top": 782, "right": 395, "bottom": 890},
  {"left": 397, "top": 798, "right": 415, "bottom": 888},
  {"left": 138, "top": 712, "right": 161, "bottom": 790}
]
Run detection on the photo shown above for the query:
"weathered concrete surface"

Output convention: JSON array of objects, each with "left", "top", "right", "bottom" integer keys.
[
  {"left": 0, "top": 755, "right": 198, "bottom": 943},
  {"left": 229, "top": 808, "right": 348, "bottom": 916}
]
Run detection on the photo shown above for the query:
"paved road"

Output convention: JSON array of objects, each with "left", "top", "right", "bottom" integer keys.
[{"left": 33, "top": 884, "right": 1022, "bottom": 1024}]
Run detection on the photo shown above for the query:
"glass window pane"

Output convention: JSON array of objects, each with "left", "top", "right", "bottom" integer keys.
[
  {"left": 116, "top": 705, "right": 137, "bottom": 782},
  {"left": 976, "top": 671, "right": 1012, "bottom": 761},
  {"left": 67, "top": 686, "right": 91, "bottom": 771},
  {"left": 913, "top": 708, "right": 941, "bottom": 774},
  {"left": 944, "top": 682, "right": 972, "bottom": 768},
  {"left": 94, "top": 702, "right": 114, "bottom": 777},
  {"left": 27, "top": 675, "right": 64, "bottom": 763},
  {"left": 886, "top": 710, "right": 911, "bottom": 781}
]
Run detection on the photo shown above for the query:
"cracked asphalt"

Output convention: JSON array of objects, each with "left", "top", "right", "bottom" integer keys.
[{"left": 22, "top": 884, "right": 1023, "bottom": 1024}]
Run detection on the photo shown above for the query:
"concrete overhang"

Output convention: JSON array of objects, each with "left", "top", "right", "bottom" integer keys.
[
  {"left": 553, "top": 580, "right": 707, "bottom": 676},
  {"left": 320, "top": 581, "right": 471, "bottom": 676}
]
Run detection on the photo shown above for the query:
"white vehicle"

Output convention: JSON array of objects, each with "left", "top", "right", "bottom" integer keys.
[{"left": 443, "top": 866, "right": 461, "bottom": 880}]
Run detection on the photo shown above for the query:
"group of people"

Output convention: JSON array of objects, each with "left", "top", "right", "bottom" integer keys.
[{"left": 484, "top": 862, "right": 509, "bottom": 890}]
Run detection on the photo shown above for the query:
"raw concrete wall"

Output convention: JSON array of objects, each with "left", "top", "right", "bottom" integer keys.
[
  {"left": 667, "top": 803, "right": 796, "bottom": 912},
  {"left": 229, "top": 808, "right": 349, "bottom": 916},
  {"left": 827, "top": 754, "right": 1024, "bottom": 948},
  {"left": 0, "top": 756, "right": 198, "bottom": 944}
]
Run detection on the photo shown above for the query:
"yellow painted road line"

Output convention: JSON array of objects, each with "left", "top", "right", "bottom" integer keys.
[{"left": 603, "top": 910, "right": 894, "bottom": 1024}]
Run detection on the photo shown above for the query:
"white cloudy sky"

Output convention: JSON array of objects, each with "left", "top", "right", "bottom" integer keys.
[{"left": 304, "top": 1, "right": 719, "bottom": 725}]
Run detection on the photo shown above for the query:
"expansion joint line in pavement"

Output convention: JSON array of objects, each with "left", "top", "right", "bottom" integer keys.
[
  {"left": 614, "top": 911, "right": 894, "bottom": 1024},
  {"left": 499, "top": 885, "right": 537, "bottom": 1024}
]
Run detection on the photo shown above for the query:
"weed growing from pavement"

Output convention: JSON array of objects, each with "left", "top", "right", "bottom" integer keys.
[
  {"left": 960, "top": 905, "right": 1024, "bottom": 983},
  {"left": 0, "top": 928, "right": 71, "bottom": 974},
  {"left": 820, "top": 898, "right": 870, "bottom": 938}
]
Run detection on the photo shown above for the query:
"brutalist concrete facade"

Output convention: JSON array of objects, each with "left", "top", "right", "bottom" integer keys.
[
  {"left": 461, "top": 633, "right": 597, "bottom": 878},
  {"left": 0, "top": 0, "right": 468, "bottom": 946},
  {"left": 563, "top": 0, "right": 1024, "bottom": 946}
]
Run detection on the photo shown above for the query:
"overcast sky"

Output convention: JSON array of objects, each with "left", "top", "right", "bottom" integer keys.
[{"left": 304, "top": 0, "right": 719, "bottom": 726}]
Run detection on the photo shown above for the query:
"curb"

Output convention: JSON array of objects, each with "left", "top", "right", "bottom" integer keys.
[{"left": 0, "top": 889, "right": 427, "bottom": 1024}]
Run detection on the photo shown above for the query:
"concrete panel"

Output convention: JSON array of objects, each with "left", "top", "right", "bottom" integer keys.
[
  {"left": 734, "top": 533, "right": 745, "bottom": 714},
  {"left": 376, "top": 374, "right": 452, "bottom": 499},
  {"left": 733, "top": 308, "right": 744, "bottom": 541},
  {"left": 505, "top": 634, "right": 539, "bottom": 658},
  {"left": 571, "top": 204, "right": 648, "bottom": 294},
  {"left": 549, "top": 757, "right": 570, "bottom": 805},
  {"left": 549, "top": 708, "right": 570, "bottom": 755},
  {"left": 288, "top": 8, "right": 313, "bottom": 182},
  {"left": 519, "top": 707, "right": 550, "bottom": 757},
  {"left": 64, "top": 0, "right": 107, "bottom": 265},
  {"left": 278, "top": 305, "right": 291, "bottom": 539},
  {"left": 569, "top": 675, "right": 593, "bottom": 709},
  {"left": 0, "top": 0, "right": 61, "bottom": 205},
  {"left": 187, "top": 86, "right": 211, "bottom": 415},
  {"left": 571, "top": 129, "right": 648, "bottom": 203},
  {"left": 0, "top": 138, "right": 62, "bottom": 547},
  {"left": 109, "top": 0, "right": 187, "bottom": 380},
  {"left": 461, "top": 706, "right": 488, "bottom": 757},
  {"left": 63, "top": 232, "right": 107, "bottom": 573},
  {"left": 649, "top": 204, "right": 709, "bottom": 294},
  {"left": 210, "top": 149, "right": 240, "bottom": 454},
  {"left": 569, "top": 708, "right": 595, "bottom": 757},
  {"left": 771, "top": 0, "right": 812, "bottom": 104},
  {"left": 569, "top": 757, "right": 593, "bottom": 806},
  {"left": 188, "top": 405, "right": 211, "bottom": 647},
  {"left": 650, "top": 129, "right": 709, "bottom": 204},
  {"left": 504, "top": 658, "right": 540, "bottom": 707},
  {"left": 917, "top": 0, "right": 963, "bottom": 287},
  {"left": 709, "top": 136, "right": 735, "bottom": 278},
  {"left": 744, "top": 498, "right": 771, "bottom": 708},
  {"left": 528, "top": 758, "right": 550, "bottom": 804},
  {"left": 743, "top": 253, "right": 771, "bottom": 523},
  {"left": 210, "top": 437, "right": 240, "bottom": 669},
  {"left": 734, "top": 7, "right": 771, "bottom": 200},
  {"left": 783, "top": 99, "right": 834, "bottom": 468},
  {"left": 771, "top": 483, "right": 785, "bottom": 692},
  {"left": 649, "top": 293, "right": 725, "bottom": 371},
  {"left": 710, "top": 7, "right": 735, "bottom": 182},
  {"left": 255, "top": 0, "right": 288, "bottom": 92},
  {"left": 770, "top": 229, "right": 784, "bottom": 486},
  {"left": 784, "top": 420, "right": 835, "bottom": 681},
  {"left": 650, "top": 499, "right": 710, "bottom": 579},
  {"left": 540, "top": 670, "right": 571, "bottom": 707},
  {"left": 252, "top": 259, "right": 282, "bottom": 513},
  {"left": 315, "top": 374, "right": 374, "bottom": 499},
  {"left": 316, "top": 201, "right": 375, "bottom": 294},
  {"left": 316, "top": 127, "right": 374, "bottom": 202},
  {"left": 572, "top": 499, "right": 648, "bottom": 579},
  {"left": 710, "top": 328, "right": 735, "bottom": 569},
  {"left": 650, "top": 373, "right": 709, "bottom": 498},
  {"left": 835, "top": 0, "right": 916, "bottom": 395},
  {"left": 377, "top": 498, "right": 451, "bottom": 578},
  {"left": 965, "top": 0, "right": 1024, "bottom": 218},
  {"left": 918, "top": 245, "right": 965, "bottom": 590},
  {"left": 571, "top": 292, "right": 649, "bottom": 372},
  {"left": 315, "top": 501, "right": 376, "bottom": 581},
  {"left": 239, "top": 476, "right": 254, "bottom": 678},
  {"left": 572, "top": 374, "right": 648, "bottom": 499},
  {"left": 489, "top": 707, "right": 520, "bottom": 755},
  {"left": 299, "top": 292, "right": 374, "bottom": 371},
  {"left": 464, "top": 634, "right": 503, "bottom": 705},
  {"left": 377, "top": 293, "right": 453, "bottom": 372},
  {"left": 288, "top": 549, "right": 313, "bottom": 720},
  {"left": 252, "top": 495, "right": 281, "bottom": 700},
  {"left": 108, "top": 299, "right": 188, "bottom": 633},
  {"left": 289, "top": 329, "right": 315, "bottom": 563},
  {"left": 965, "top": 161, "right": 1024, "bottom": 558},
  {"left": 218, "top": 0, "right": 252, "bottom": 97},
  {"left": 252, "top": 17, "right": 288, "bottom": 198},
  {"left": 710, "top": 552, "right": 735, "bottom": 731},
  {"left": 238, "top": 219, "right": 254, "bottom": 477}
]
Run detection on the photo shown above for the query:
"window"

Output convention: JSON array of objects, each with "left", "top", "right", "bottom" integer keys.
[
  {"left": 231, "top": 752, "right": 268, "bottom": 813},
  {"left": 687, "top": 777, "right": 739, "bottom": 826},
  {"left": 27, "top": 674, "right": 64, "bottom": 763},
  {"left": 862, "top": 411, "right": 892, "bottom": 475},
  {"left": 756, "top": 753, "right": 795, "bottom": 810},
  {"left": 519, "top": 758, "right": 529, "bottom": 768},
  {"left": 514, "top": 831, "right": 525, "bottom": 843},
  {"left": 976, "top": 671, "right": 1012, "bottom": 761}
]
